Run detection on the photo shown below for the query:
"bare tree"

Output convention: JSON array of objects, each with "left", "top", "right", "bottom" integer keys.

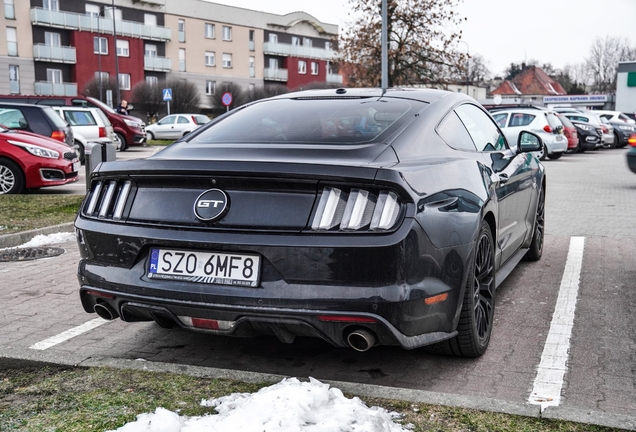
[
  {"left": 209, "top": 82, "right": 248, "bottom": 110},
  {"left": 246, "top": 84, "right": 289, "bottom": 103},
  {"left": 585, "top": 36, "right": 636, "bottom": 93},
  {"left": 82, "top": 77, "right": 118, "bottom": 103},
  {"left": 339, "top": 0, "right": 466, "bottom": 87},
  {"left": 466, "top": 53, "right": 491, "bottom": 82},
  {"left": 131, "top": 81, "right": 164, "bottom": 121},
  {"left": 166, "top": 78, "right": 201, "bottom": 113}
]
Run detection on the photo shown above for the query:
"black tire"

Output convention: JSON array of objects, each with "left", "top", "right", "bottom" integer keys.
[
  {"left": 524, "top": 187, "right": 545, "bottom": 261},
  {"left": 427, "top": 221, "right": 496, "bottom": 357},
  {"left": 146, "top": 131, "right": 155, "bottom": 141},
  {"left": 115, "top": 132, "right": 127, "bottom": 151},
  {"left": 0, "top": 158, "right": 25, "bottom": 194},
  {"left": 611, "top": 132, "right": 619, "bottom": 149},
  {"left": 75, "top": 140, "right": 85, "bottom": 164},
  {"left": 538, "top": 145, "right": 546, "bottom": 161},
  {"left": 547, "top": 152, "right": 563, "bottom": 160}
]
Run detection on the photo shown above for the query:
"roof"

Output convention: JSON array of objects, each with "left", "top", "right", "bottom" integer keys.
[
  {"left": 492, "top": 66, "right": 567, "bottom": 96},
  {"left": 273, "top": 87, "right": 467, "bottom": 104}
]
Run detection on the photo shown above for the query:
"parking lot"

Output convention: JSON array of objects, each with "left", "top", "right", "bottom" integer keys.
[{"left": 1, "top": 147, "right": 635, "bottom": 429}]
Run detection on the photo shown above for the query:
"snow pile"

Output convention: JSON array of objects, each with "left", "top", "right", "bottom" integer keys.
[
  {"left": 109, "top": 377, "right": 410, "bottom": 432},
  {"left": 19, "top": 232, "right": 75, "bottom": 248}
]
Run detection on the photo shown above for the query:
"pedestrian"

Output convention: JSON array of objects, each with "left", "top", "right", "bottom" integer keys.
[{"left": 115, "top": 100, "right": 129, "bottom": 116}]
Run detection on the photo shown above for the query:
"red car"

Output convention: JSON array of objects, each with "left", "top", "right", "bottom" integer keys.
[
  {"left": 0, "top": 125, "right": 80, "bottom": 194},
  {"left": 555, "top": 113, "right": 579, "bottom": 151}
]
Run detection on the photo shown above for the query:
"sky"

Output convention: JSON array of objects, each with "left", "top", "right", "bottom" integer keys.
[{"left": 206, "top": 0, "right": 636, "bottom": 77}]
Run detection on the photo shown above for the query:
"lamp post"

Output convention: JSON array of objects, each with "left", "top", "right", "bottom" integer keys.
[
  {"left": 97, "top": 8, "right": 103, "bottom": 101},
  {"left": 111, "top": 0, "right": 121, "bottom": 105},
  {"left": 381, "top": 0, "right": 388, "bottom": 93},
  {"left": 458, "top": 40, "right": 469, "bottom": 96}
]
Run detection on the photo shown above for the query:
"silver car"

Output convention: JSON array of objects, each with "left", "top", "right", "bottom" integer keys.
[
  {"left": 145, "top": 114, "right": 210, "bottom": 141},
  {"left": 53, "top": 106, "right": 117, "bottom": 163},
  {"left": 563, "top": 111, "right": 614, "bottom": 148},
  {"left": 491, "top": 109, "right": 568, "bottom": 160}
]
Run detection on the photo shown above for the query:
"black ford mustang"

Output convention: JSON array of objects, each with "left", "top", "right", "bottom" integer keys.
[{"left": 75, "top": 88, "right": 546, "bottom": 357}]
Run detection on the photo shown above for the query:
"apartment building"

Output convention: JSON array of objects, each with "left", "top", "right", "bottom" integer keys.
[{"left": 2, "top": 0, "right": 340, "bottom": 108}]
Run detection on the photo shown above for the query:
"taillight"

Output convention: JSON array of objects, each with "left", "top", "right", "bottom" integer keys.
[
  {"left": 98, "top": 126, "right": 107, "bottom": 138},
  {"left": 311, "top": 187, "right": 401, "bottom": 232},
  {"left": 543, "top": 125, "right": 552, "bottom": 133},
  {"left": 628, "top": 134, "right": 636, "bottom": 147},
  {"left": 316, "top": 315, "right": 378, "bottom": 323},
  {"left": 51, "top": 130, "right": 66, "bottom": 142},
  {"left": 601, "top": 125, "right": 608, "bottom": 133}
]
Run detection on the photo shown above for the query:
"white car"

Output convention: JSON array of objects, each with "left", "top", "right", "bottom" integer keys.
[
  {"left": 145, "top": 114, "right": 210, "bottom": 141},
  {"left": 53, "top": 106, "right": 117, "bottom": 163},
  {"left": 491, "top": 108, "right": 568, "bottom": 160},
  {"left": 593, "top": 110, "right": 636, "bottom": 125}
]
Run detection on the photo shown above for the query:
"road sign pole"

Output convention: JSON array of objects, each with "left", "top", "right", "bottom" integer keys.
[{"left": 167, "top": 100, "right": 170, "bottom": 115}]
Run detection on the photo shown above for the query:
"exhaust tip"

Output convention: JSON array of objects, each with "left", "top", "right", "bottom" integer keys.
[
  {"left": 347, "top": 329, "right": 376, "bottom": 352},
  {"left": 94, "top": 303, "right": 118, "bottom": 320}
]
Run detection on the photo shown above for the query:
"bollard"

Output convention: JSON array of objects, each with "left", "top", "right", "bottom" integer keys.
[{"left": 84, "top": 142, "right": 117, "bottom": 192}]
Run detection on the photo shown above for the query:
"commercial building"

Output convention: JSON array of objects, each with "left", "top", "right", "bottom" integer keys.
[{"left": 2, "top": 0, "right": 340, "bottom": 108}]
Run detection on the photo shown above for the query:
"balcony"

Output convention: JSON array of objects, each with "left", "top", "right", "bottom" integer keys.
[
  {"left": 30, "top": 7, "right": 171, "bottom": 41},
  {"left": 326, "top": 73, "right": 343, "bottom": 85},
  {"left": 263, "top": 42, "right": 336, "bottom": 61},
  {"left": 33, "top": 44, "right": 76, "bottom": 63},
  {"left": 9, "top": 81, "right": 19, "bottom": 94},
  {"left": 144, "top": 56, "right": 171, "bottom": 72},
  {"left": 35, "top": 81, "right": 77, "bottom": 96},
  {"left": 264, "top": 68, "right": 288, "bottom": 82}
]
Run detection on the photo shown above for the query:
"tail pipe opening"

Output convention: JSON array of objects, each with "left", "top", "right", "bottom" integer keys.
[
  {"left": 94, "top": 302, "right": 119, "bottom": 320},
  {"left": 346, "top": 328, "right": 377, "bottom": 352}
]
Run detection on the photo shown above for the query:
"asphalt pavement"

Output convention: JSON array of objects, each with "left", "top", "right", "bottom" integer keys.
[{"left": 1, "top": 146, "right": 635, "bottom": 430}]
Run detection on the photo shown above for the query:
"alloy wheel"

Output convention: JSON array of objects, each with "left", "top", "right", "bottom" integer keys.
[
  {"left": 534, "top": 191, "right": 545, "bottom": 254},
  {"left": 0, "top": 165, "right": 15, "bottom": 194},
  {"left": 473, "top": 232, "right": 495, "bottom": 341}
]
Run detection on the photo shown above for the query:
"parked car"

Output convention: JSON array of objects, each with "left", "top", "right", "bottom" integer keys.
[
  {"left": 145, "top": 114, "right": 210, "bottom": 141},
  {"left": 0, "top": 102, "right": 74, "bottom": 150},
  {"left": 593, "top": 110, "right": 635, "bottom": 125},
  {"left": 562, "top": 113, "right": 606, "bottom": 149},
  {"left": 628, "top": 134, "right": 636, "bottom": 174},
  {"left": 0, "top": 125, "right": 79, "bottom": 194},
  {"left": 75, "top": 88, "right": 546, "bottom": 358},
  {"left": 52, "top": 106, "right": 117, "bottom": 164},
  {"left": 0, "top": 94, "right": 145, "bottom": 151},
  {"left": 606, "top": 119, "right": 636, "bottom": 148},
  {"left": 554, "top": 113, "right": 579, "bottom": 152},
  {"left": 569, "top": 121, "right": 601, "bottom": 152},
  {"left": 491, "top": 108, "right": 567, "bottom": 159}
]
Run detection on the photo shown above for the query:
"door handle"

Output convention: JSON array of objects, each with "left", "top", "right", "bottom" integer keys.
[{"left": 498, "top": 173, "right": 509, "bottom": 184}]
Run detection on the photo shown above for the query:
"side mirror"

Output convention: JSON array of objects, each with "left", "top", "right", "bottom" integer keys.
[{"left": 518, "top": 131, "right": 543, "bottom": 153}]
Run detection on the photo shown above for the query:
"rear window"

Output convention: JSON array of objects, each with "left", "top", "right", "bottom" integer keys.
[
  {"left": 546, "top": 113, "right": 562, "bottom": 129},
  {"left": 193, "top": 115, "right": 210, "bottom": 125},
  {"left": 191, "top": 98, "right": 424, "bottom": 144},
  {"left": 43, "top": 107, "right": 70, "bottom": 129},
  {"left": 63, "top": 110, "right": 97, "bottom": 126},
  {"left": 492, "top": 113, "right": 508, "bottom": 128},
  {"left": 566, "top": 115, "right": 589, "bottom": 123},
  {"left": 509, "top": 113, "right": 535, "bottom": 127},
  {"left": 92, "top": 109, "right": 111, "bottom": 126}
]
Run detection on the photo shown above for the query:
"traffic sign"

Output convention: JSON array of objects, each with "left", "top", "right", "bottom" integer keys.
[
  {"left": 221, "top": 92, "right": 233, "bottom": 107},
  {"left": 163, "top": 88, "right": 173, "bottom": 101}
]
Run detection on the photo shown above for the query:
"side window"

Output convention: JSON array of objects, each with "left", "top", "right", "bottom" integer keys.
[
  {"left": 455, "top": 104, "right": 507, "bottom": 152},
  {"left": 0, "top": 108, "right": 27, "bottom": 129},
  {"left": 158, "top": 116, "right": 176, "bottom": 125},
  {"left": 72, "top": 98, "right": 89, "bottom": 107},
  {"left": 492, "top": 113, "right": 508, "bottom": 128},
  {"left": 436, "top": 111, "right": 477, "bottom": 151},
  {"left": 509, "top": 113, "right": 535, "bottom": 127},
  {"left": 177, "top": 116, "right": 189, "bottom": 124},
  {"left": 65, "top": 111, "right": 96, "bottom": 126},
  {"left": 36, "top": 99, "right": 65, "bottom": 106}
]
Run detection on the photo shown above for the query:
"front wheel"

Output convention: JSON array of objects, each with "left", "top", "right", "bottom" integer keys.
[
  {"left": 427, "top": 221, "right": 496, "bottom": 357},
  {"left": 524, "top": 187, "right": 545, "bottom": 261},
  {"left": 547, "top": 152, "right": 563, "bottom": 160},
  {"left": 115, "top": 132, "right": 127, "bottom": 152},
  {"left": 0, "top": 158, "right": 25, "bottom": 194},
  {"left": 75, "top": 141, "right": 85, "bottom": 164}
]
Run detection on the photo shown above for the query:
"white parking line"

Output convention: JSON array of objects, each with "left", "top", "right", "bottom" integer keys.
[
  {"left": 29, "top": 318, "right": 112, "bottom": 351},
  {"left": 529, "top": 236, "right": 585, "bottom": 411}
]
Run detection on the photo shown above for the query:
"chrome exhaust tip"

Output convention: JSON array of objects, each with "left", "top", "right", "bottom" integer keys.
[
  {"left": 94, "top": 303, "right": 118, "bottom": 320},
  {"left": 347, "top": 329, "right": 376, "bottom": 352}
]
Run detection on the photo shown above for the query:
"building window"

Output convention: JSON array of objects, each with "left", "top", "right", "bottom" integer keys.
[
  {"left": 144, "top": 14, "right": 156, "bottom": 26},
  {"left": 45, "top": 32, "right": 61, "bottom": 47},
  {"left": 249, "top": 56, "right": 255, "bottom": 77},
  {"left": 178, "top": 20, "right": 185, "bottom": 43},
  {"left": 6, "top": 27, "right": 17, "bottom": 56},
  {"left": 205, "top": 80, "right": 216, "bottom": 95},
  {"left": 116, "top": 40, "right": 129, "bottom": 57},
  {"left": 94, "top": 37, "right": 107, "bottom": 54},
  {"left": 9, "top": 65, "right": 19, "bottom": 94},
  {"left": 298, "top": 60, "right": 306, "bottom": 74},
  {"left": 291, "top": 36, "right": 300, "bottom": 46},
  {"left": 326, "top": 41, "right": 333, "bottom": 50},
  {"left": 269, "top": 58, "right": 278, "bottom": 70},
  {"left": 95, "top": 71, "right": 109, "bottom": 83},
  {"left": 311, "top": 62, "right": 319, "bottom": 75},
  {"left": 249, "top": 29, "right": 255, "bottom": 51},
  {"left": 118, "top": 73, "right": 131, "bottom": 90},
  {"left": 205, "top": 23, "right": 215, "bottom": 39},
  {"left": 47, "top": 68, "right": 62, "bottom": 84},
  {"left": 146, "top": 76, "right": 158, "bottom": 85},
  {"left": 43, "top": 0, "right": 59, "bottom": 11},
  {"left": 4, "top": 0, "right": 15, "bottom": 20},
  {"left": 303, "top": 38, "right": 312, "bottom": 47},
  {"left": 222, "top": 53, "right": 232, "bottom": 68},
  {"left": 222, "top": 26, "right": 232, "bottom": 41},
  {"left": 85, "top": 4, "right": 99, "bottom": 17},
  {"left": 179, "top": 48, "right": 186, "bottom": 71},
  {"left": 103, "top": 7, "right": 122, "bottom": 20},
  {"left": 145, "top": 44, "right": 157, "bottom": 57},
  {"left": 269, "top": 33, "right": 277, "bottom": 43},
  {"left": 205, "top": 51, "right": 216, "bottom": 67}
]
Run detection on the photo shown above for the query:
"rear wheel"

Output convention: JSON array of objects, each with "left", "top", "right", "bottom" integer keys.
[
  {"left": 0, "top": 158, "right": 25, "bottom": 194},
  {"left": 75, "top": 140, "right": 85, "bottom": 164},
  {"left": 547, "top": 152, "right": 563, "bottom": 160},
  {"left": 115, "top": 132, "right": 127, "bottom": 151},
  {"left": 427, "top": 221, "right": 495, "bottom": 357},
  {"left": 146, "top": 131, "right": 155, "bottom": 141},
  {"left": 524, "top": 187, "right": 545, "bottom": 261}
]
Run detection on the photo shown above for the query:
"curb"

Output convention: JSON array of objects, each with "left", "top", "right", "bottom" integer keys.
[
  {"left": 0, "top": 222, "right": 75, "bottom": 249},
  {"left": 1, "top": 349, "right": 634, "bottom": 431}
]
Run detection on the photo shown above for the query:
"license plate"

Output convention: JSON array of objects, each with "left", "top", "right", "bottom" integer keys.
[
  {"left": 148, "top": 248, "right": 260, "bottom": 287},
  {"left": 556, "top": 135, "right": 563, "bottom": 141},
  {"left": 73, "top": 161, "right": 80, "bottom": 172}
]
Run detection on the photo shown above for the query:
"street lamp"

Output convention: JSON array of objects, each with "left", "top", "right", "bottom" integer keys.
[
  {"left": 458, "top": 40, "right": 469, "bottom": 96},
  {"left": 111, "top": 0, "right": 121, "bottom": 105}
]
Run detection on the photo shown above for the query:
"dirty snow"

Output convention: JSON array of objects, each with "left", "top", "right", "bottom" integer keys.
[{"left": 18, "top": 232, "right": 75, "bottom": 248}]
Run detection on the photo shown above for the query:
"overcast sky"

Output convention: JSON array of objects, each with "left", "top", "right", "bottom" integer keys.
[{"left": 208, "top": 0, "right": 636, "bottom": 77}]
